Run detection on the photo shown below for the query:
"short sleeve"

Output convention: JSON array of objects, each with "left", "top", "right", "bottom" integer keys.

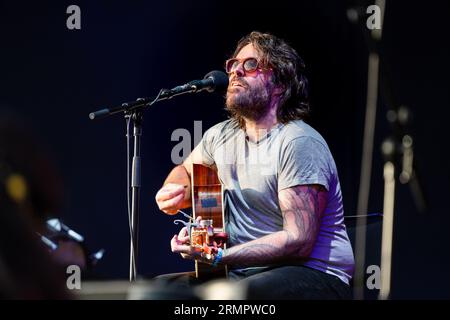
[
  {"left": 278, "top": 136, "right": 332, "bottom": 192},
  {"left": 194, "top": 125, "right": 216, "bottom": 167}
]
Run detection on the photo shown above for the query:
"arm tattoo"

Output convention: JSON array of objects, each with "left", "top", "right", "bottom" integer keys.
[
  {"left": 221, "top": 184, "right": 327, "bottom": 267},
  {"left": 279, "top": 185, "right": 327, "bottom": 257}
]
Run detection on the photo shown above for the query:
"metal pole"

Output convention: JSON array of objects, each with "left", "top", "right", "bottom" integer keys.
[
  {"left": 379, "top": 160, "right": 395, "bottom": 299},
  {"left": 129, "top": 111, "right": 142, "bottom": 281},
  {"left": 353, "top": 0, "right": 386, "bottom": 299}
]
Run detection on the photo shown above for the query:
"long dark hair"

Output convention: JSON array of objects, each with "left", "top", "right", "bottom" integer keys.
[{"left": 231, "top": 31, "right": 310, "bottom": 124}]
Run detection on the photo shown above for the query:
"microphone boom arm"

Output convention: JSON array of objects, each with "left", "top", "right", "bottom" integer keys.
[
  {"left": 89, "top": 86, "right": 192, "bottom": 120},
  {"left": 88, "top": 70, "right": 226, "bottom": 120}
]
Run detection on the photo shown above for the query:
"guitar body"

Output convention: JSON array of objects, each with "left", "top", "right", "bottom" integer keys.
[{"left": 191, "top": 164, "right": 228, "bottom": 279}]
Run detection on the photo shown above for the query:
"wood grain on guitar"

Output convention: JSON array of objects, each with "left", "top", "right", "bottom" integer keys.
[{"left": 191, "top": 164, "right": 228, "bottom": 279}]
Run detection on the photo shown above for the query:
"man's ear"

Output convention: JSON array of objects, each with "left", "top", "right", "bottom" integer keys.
[
  {"left": 268, "top": 73, "right": 285, "bottom": 96},
  {"left": 272, "top": 85, "right": 285, "bottom": 97}
]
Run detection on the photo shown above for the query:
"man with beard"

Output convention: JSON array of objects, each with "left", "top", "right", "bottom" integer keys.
[{"left": 155, "top": 32, "right": 354, "bottom": 299}]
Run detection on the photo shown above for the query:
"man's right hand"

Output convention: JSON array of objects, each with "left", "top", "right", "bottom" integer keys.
[{"left": 155, "top": 183, "right": 186, "bottom": 215}]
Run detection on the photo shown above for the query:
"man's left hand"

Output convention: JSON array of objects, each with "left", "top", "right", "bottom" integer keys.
[{"left": 170, "top": 216, "right": 216, "bottom": 264}]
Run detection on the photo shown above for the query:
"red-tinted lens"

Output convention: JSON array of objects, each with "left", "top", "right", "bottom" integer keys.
[
  {"left": 225, "top": 58, "right": 259, "bottom": 74},
  {"left": 225, "top": 59, "right": 239, "bottom": 73},
  {"left": 243, "top": 58, "right": 258, "bottom": 72}
]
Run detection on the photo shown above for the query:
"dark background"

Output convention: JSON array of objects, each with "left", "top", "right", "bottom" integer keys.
[{"left": 1, "top": 0, "right": 449, "bottom": 299}]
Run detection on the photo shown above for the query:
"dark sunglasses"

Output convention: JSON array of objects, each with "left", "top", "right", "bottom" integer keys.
[{"left": 225, "top": 57, "right": 269, "bottom": 74}]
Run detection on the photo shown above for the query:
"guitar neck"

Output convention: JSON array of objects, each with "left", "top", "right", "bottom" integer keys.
[{"left": 191, "top": 164, "right": 227, "bottom": 279}]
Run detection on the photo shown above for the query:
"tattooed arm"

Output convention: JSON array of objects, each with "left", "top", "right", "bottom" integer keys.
[{"left": 221, "top": 184, "right": 328, "bottom": 266}]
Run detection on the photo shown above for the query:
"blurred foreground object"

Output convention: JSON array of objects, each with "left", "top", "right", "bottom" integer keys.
[
  {"left": 0, "top": 108, "right": 70, "bottom": 299},
  {"left": 39, "top": 218, "right": 105, "bottom": 270},
  {"left": 77, "top": 279, "right": 246, "bottom": 300}
]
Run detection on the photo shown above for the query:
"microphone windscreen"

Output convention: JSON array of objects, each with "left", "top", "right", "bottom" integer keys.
[{"left": 204, "top": 70, "right": 229, "bottom": 93}]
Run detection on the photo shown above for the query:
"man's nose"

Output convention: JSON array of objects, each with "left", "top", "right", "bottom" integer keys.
[{"left": 232, "top": 63, "right": 245, "bottom": 77}]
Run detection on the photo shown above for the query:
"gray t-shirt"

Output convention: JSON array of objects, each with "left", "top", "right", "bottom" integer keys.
[{"left": 197, "top": 118, "right": 355, "bottom": 285}]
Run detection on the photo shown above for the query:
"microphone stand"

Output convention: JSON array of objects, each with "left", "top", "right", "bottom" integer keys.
[
  {"left": 89, "top": 77, "right": 222, "bottom": 281},
  {"left": 89, "top": 89, "right": 175, "bottom": 281}
]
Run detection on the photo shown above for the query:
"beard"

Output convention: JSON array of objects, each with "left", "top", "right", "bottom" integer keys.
[{"left": 225, "top": 79, "right": 272, "bottom": 122}]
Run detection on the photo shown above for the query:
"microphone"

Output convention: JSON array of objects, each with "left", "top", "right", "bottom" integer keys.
[
  {"left": 89, "top": 70, "right": 229, "bottom": 120},
  {"left": 199, "top": 70, "right": 229, "bottom": 92},
  {"left": 166, "top": 70, "right": 229, "bottom": 96}
]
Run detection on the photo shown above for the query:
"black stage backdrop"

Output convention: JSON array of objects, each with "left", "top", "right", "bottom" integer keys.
[{"left": 1, "top": 0, "right": 449, "bottom": 299}]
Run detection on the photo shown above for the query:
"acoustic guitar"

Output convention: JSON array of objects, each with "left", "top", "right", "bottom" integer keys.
[{"left": 191, "top": 163, "right": 228, "bottom": 279}]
